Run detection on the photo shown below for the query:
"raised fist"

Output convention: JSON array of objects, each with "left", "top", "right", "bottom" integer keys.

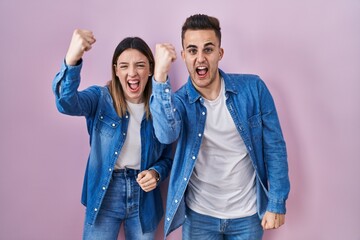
[
  {"left": 65, "top": 29, "right": 96, "bottom": 66},
  {"left": 154, "top": 43, "right": 177, "bottom": 83}
]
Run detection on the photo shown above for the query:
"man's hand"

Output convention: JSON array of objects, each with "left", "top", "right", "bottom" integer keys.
[
  {"left": 261, "top": 211, "right": 285, "bottom": 230},
  {"left": 136, "top": 169, "right": 159, "bottom": 192},
  {"left": 65, "top": 29, "right": 96, "bottom": 66},
  {"left": 154, "top": 43, "right": 177, "bottom": 83}
]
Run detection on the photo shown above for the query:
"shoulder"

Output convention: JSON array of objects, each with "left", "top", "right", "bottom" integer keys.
[
  {"left": 224, "top": 72, "right": 263, "bottom": 85},
  {"left": 222, "top": 71, "right": 266, "bottom": 91}
]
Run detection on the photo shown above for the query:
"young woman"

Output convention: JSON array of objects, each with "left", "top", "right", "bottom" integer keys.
[{"left": 52, "top": 29, "right": 172, "bottom": 240}]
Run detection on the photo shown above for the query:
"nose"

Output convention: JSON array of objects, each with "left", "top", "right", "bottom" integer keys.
[
  {"left": 197, "top": 52, "right": 205, "bottom": 63},
  {"left": 128, "top": 65, "right": 137, "bottom": 77}
]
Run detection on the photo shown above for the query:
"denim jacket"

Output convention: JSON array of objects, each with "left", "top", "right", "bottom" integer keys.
[
  {"left": 150, "top": 69, "right": 290, "bottom": 237},
  {"left": 52, "top": 60, "right": 172, "bottom": 233}
]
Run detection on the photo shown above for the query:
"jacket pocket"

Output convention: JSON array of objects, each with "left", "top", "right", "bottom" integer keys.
[{"left": 95, "top": 113, "right": 119, "bottom": 137}]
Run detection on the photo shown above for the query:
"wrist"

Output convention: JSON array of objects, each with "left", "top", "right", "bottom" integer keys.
[
  {"left": 152, "top": 170, "right": 160, "bottom": 183},
  {"left": 154, "top": 72, "right": 168, "bottom": 83}
]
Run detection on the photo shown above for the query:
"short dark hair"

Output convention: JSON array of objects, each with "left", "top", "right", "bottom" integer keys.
[{"left": 181, "top": 14, "right": 221, "bottom": 47}]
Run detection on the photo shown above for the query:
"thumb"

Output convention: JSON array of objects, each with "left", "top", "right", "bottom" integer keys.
[
  {"left": 136, "top": 171, "right": 147, "bottom": 181},
  {"left": 261, "top": 217, "right": 266, "bottom": 230}
]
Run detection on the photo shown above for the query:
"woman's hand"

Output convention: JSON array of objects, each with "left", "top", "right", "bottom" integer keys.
[
  {"left": 65, "top": 29, "right": 96, "bottom": 66},
  {"left": 136, "top": 169, "right": 160, "bottom": 192}
]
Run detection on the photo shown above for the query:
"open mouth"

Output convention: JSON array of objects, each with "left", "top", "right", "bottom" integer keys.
[
  {"left": 196, "top": 66, "right": 208, "bottom": 78},
  {"left": 128, "top": 80, "right": 140, "bottom": 91}
]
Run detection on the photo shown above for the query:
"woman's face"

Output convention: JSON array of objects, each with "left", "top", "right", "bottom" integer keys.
[{"left": 115, "top": 49, "right": 151, "bottom": 103}]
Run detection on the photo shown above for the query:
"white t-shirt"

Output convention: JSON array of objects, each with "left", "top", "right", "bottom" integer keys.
[
  {"left": 186, "top": 78, "right": 257, "bottom": 219},
  {"left": 115, "top": 101, "right": 144, "bottom": 170}
]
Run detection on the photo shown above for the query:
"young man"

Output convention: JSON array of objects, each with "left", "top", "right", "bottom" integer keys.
[{"left": 150, "top": 14, "right": 290, "bottom": 239}]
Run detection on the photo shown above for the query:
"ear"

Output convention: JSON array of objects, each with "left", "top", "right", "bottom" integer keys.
[
  {"left": 219, "top": 48, "right": 224, "bottom": 60},
  {"left": 181, "top": 50, "right": 185, "bottom": 61}
]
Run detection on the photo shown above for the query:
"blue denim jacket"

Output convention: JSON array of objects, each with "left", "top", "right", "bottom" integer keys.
[
  {"left": 52, "top": 61, "right": 172, "bottom": 233},
  {"left": 150, "top": 69, "right": 290, "bottom": 237}
]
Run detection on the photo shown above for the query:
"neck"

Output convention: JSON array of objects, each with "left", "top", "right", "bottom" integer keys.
[{"left": 197, "top": 77, "right": 221, "bottom": 101}]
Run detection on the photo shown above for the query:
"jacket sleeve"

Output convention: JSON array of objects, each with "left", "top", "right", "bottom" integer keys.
[
  {"left": 52, "top": 60, "right": 100, "bottom": 117},
  {"left": 149, "top": 78, "right": 182, "bottom": 144},
  {"left": 258, "top": 79, "right": 290, "bottom": 214}
]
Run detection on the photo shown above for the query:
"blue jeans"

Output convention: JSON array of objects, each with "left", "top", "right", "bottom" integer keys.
[
  {"left": 83, "top": 169, "right": 155, "bottom": 240},
  {"left": 182, "top": 206, "right": 263, "bottom": 240}
]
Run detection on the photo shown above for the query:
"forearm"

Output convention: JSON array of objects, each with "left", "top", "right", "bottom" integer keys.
[
  {"left": 150, "top": 78, "right": 181, "bottom": 144},
  {"left": 52, "top": 60, "right": 99, "bottom": 117}
]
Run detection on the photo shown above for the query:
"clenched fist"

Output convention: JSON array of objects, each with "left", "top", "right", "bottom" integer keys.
[
  {"left": 136, "top": 169, "right": 160, "bottom": 192},
  {"left": 65, "top": 29, "right": 96, "bottom": 66},
  {"left": 261, "top": 211, "right": 285, "bottom": 230},
  {"left": 154, "top": 43, "right": 177, "bottom": 83}
]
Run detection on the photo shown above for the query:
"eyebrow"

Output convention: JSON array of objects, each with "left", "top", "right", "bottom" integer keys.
[
  {"left": 186, "top": 44, "right": 198, "bottom": 49},
  {"left": 204, "top": 42, "right": 215, "bottom": 47},
  {"left": 118, "top": 60, "right": 147, "bottom": 65},
  {"left": 186, "top": 42, "right": 215, "bottom": 49}
]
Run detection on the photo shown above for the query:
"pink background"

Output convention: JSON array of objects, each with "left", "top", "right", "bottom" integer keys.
[{"left": 0, "top": 0, "right": 359, "bottom": 239}]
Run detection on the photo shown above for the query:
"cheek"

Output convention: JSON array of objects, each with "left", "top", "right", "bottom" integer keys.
[
  {"left": 184, "top": 59, "right": 193, "bottom": 69},
  {"left": 115, "top": 68, "right": 120, "bottom": 77},
  {"left": 140, "top": 70, "right": 150, "bottom": 83},
  {"left": 141, "top": 76, "right": 149, "bottom": 87},
  {"left": 118, "top": 78, "right": 127, "bottom": 89}
]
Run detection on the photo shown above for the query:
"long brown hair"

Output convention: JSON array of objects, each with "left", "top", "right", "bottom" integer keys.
[{"left": 107, "top": 37, "right": 154, "bottom": 119}]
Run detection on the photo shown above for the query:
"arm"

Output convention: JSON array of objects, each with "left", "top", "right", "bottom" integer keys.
[
  {"left": 259, "top": 80, "right": 290, "bottom": 229},
  {"left": 150, "top": 44, "right": 182, "bottom": 144},
  {"left": 52, "top": 29, "right": 99, "bottom": 117}
]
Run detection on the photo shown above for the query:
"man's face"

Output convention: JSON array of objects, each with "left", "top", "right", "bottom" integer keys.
[{"left": 181, "top": 29, "right": 224, "bottom": 94}]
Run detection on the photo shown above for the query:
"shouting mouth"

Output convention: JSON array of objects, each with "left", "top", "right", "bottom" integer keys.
[
  {"left": 128, "top": 79, "right": 140, "bottom": 92},
  {"left": 196, "top": 66, "right": 208, "bottom": 78}
]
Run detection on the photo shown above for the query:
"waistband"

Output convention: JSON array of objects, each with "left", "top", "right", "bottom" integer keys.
[{"left": 112, "top": 168, "right": 140, "bottom": 177}]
